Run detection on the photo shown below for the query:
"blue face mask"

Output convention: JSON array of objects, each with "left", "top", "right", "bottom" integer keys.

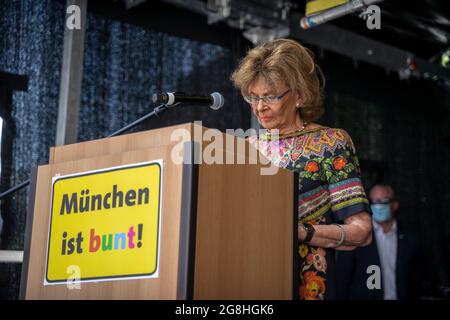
[{"left": 371, "top": 204, "right": 391, "bottom": 222}]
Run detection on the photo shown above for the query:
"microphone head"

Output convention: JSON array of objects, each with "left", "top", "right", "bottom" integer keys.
[{"left": 210, "top": 92, "right": 224, "bottom": 110}]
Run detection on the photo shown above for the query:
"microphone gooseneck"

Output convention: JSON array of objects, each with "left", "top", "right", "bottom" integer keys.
[{"left": 152, "top": 92, "right": 224, "bottom": 110}]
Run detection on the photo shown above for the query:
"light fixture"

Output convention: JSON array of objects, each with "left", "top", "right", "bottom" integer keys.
[{"left": 300, "top": 0, "right": 384, "bottom": 29}]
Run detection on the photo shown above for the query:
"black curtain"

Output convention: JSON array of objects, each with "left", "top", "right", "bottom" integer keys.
[
  {"left": 317, "top": 49, "right": 450, "bottom": 294},
  {"left": 79, "top": 11, "right": 249, "bottom": 141}
]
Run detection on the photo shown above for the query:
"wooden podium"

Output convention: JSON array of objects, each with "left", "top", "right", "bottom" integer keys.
[{"left": 20, "top": 123, "right": 297, "bottom": 300}]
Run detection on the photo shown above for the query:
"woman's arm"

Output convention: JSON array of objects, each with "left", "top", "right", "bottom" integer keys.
[{"left": 298, "top": 211, "right": 372, "bottom": 251}]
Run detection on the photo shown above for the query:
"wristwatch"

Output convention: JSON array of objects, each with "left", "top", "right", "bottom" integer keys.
[{"left": 301, "top": 223, "right": 315, "bottom": 243}]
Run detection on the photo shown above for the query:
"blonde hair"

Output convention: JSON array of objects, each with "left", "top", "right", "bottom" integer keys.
[{"left": 231, "top": 38, "right": 325, "bottom": 122}]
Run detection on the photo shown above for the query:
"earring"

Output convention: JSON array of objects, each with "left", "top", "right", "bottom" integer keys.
[{"left": 296, "top": 102, "right": 301, "bottom": 108}]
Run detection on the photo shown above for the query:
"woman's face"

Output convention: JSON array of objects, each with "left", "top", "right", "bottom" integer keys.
[{"left": 247, "top": 77, "right": 300, "bottom": 132}]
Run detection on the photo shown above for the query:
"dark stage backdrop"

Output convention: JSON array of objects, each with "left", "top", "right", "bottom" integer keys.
[
  {"left": 318, "top": 51, "right": 450, "bottom": 296},
  {"left": 1, "top": 0, "right": 449, "bottom": 300},
  {"left": 79, "top": 8, "right": 249, "bottom": 141},
  {"left": 0, "top": 0, "right": 65, "bottom": 299}
]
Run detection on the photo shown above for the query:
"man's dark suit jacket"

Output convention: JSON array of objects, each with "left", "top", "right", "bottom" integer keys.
[{"left": 335, "top": 221, "right": 421, "bottom": 300}]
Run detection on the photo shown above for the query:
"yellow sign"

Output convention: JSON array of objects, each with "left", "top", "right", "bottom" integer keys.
[{"left": 45, "top": 160, "right": 163, "bottom": 284}]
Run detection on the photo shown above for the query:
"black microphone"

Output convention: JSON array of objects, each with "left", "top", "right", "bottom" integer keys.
[{"left": 152, "top": 92, "right": 224, "bottom": 110}]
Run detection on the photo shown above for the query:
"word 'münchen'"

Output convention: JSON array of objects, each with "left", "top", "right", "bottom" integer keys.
[{"left": 59, "top": 184, "right": 150, "bottom": 215}]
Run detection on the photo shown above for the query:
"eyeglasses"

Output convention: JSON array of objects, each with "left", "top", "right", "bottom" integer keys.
[{"left": 243, "top": 89, "right": 291, "bottom": 105}]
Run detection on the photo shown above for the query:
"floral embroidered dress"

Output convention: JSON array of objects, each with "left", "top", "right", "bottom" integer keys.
[{"left": 250, "top": 125, "right": 371, "bottom": 300}]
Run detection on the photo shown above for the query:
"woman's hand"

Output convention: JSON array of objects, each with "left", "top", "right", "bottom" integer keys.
[{"left": 298, "top": 211, "right": 372, "bottom": 250}]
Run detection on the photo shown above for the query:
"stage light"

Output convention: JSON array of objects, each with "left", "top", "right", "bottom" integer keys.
[{"left": 441, "top": 50, "right": 450, "bottom": 68}]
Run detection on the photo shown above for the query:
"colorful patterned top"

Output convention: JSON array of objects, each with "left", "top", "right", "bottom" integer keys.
[{"left": 249, "top": 125, "right": 371, "bottom": 300}]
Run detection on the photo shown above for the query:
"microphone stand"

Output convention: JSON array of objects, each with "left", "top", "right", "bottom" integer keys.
[
  {"left": 107, "top": 103, "right": 169, "bottom": 137},
  {"left": 0, "top": 103, "right": 174, "bottom": 201}
]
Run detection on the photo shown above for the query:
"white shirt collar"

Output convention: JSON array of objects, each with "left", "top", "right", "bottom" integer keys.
[{"left": 373, "top": 219, "right": 397, "bottom": 235}]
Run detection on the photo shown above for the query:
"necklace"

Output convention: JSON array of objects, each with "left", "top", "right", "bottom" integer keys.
[
  {"left": 293, "top": 121, "right": 309, "bottom": 134},
  {"left": 266, "top": 121, "right": 309, "bottom": 137}
]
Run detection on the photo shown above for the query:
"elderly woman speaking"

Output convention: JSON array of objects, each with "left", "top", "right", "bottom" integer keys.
[{"left": 231, "top": 38, "right": 372, "bottom": 300}]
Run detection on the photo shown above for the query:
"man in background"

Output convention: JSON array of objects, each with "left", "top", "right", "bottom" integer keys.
[{"left": 336, "top": 184, "right": 421, "bottom": 300}]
